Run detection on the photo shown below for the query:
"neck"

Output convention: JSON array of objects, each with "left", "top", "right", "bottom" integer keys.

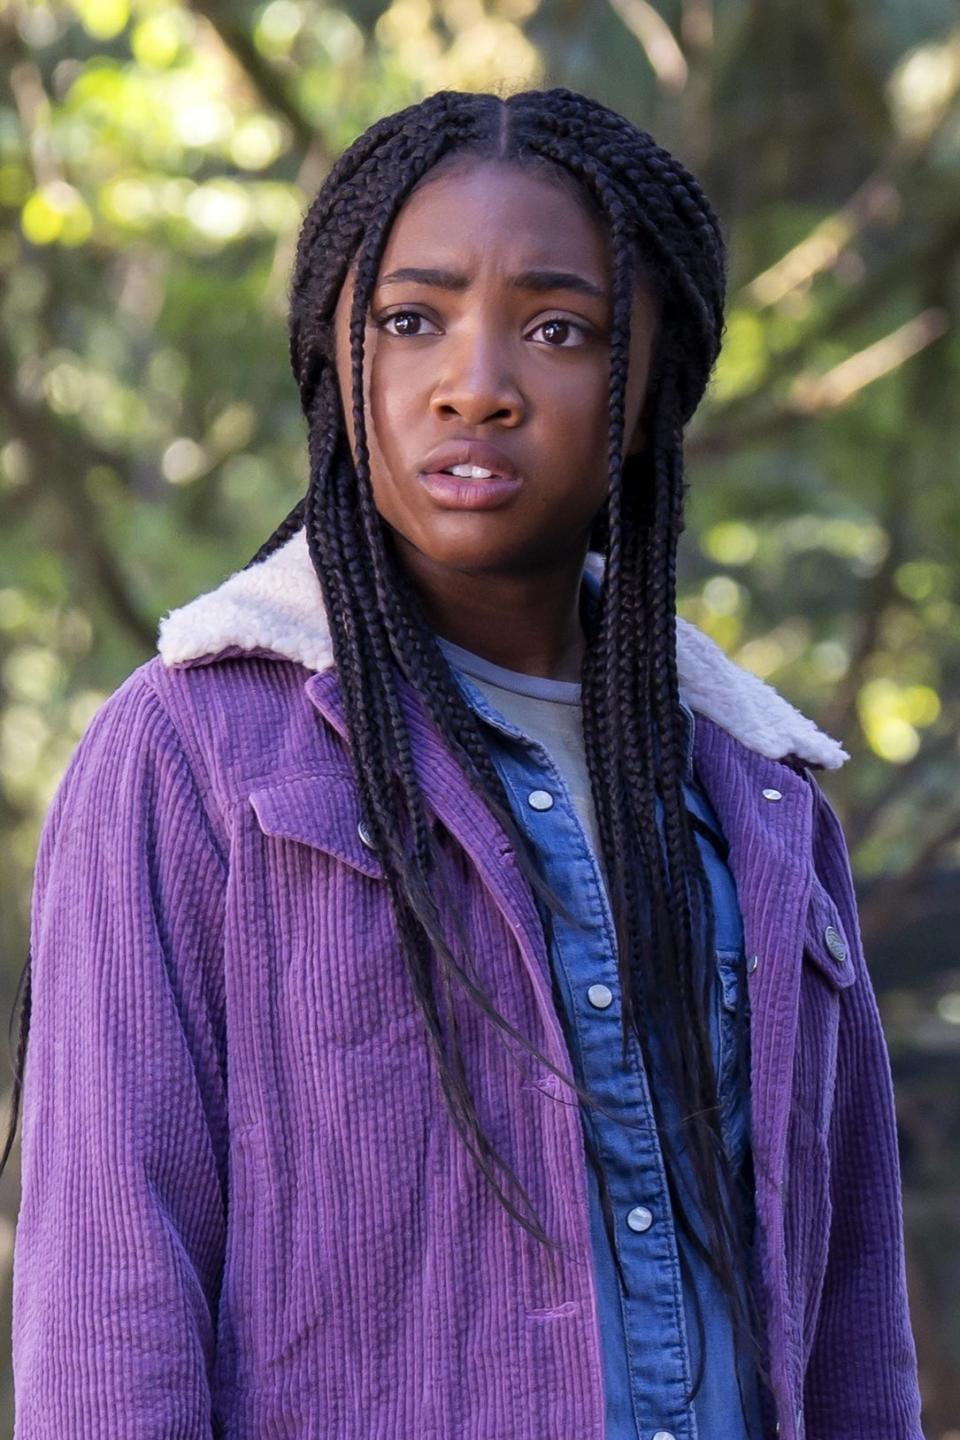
[{"left": 395, "top": 538, "right": 589, "bottom": 682}]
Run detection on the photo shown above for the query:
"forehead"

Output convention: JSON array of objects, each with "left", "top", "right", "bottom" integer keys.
[{"left": 376, "top": 160, "right": 611, "bottom": 277}]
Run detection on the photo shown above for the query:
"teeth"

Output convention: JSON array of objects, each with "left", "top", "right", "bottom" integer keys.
[{"left": 447, "top": 464, "right": 496, "bottom": 478}]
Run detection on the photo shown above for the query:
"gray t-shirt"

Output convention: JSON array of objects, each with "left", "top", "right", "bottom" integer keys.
[{"left": 434, "top": 636, "right": 605, "bottom": 866}]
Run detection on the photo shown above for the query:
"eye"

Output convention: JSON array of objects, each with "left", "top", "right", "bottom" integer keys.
[
  {"left": 375, "top": 310, "right": 440, "bottom": 338},
  {"left": 527, "top": 316, "right": 591, "bottom": 348}
]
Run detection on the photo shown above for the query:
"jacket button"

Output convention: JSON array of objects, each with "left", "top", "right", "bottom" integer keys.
[
  {"left": 747, "top": 953, "right": 759, "bottom": 973},
  {"left": 824, "top": 925, "right": 847, "bottom": 962},
  {"left": 358, "top": 819, "right": 376, "bottom": 850},
  {"left": 762, "top": 787, "right": 783, "bottom": 801},
  {"left": 587, "top": 984, "right": 613, "bottom": 1009},
  {"left": 527, "top": 789, "right": 554, "bottom": 811},
  {"left": 626, "top": 1205, "right": 653, "bottom": 1232}
]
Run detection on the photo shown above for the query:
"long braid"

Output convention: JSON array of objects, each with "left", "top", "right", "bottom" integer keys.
[{"left": 512, "top": 117, "right": 758, "bottom": 1398}]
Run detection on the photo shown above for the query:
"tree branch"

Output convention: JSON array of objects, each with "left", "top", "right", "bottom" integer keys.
[
  {"left": 688, "top": 304, "right": 951, "bottom": 459},
  {"left": 0, "top": 349, "right": 157, "bottom": 652},
  {"left": 187, "top": 0, "right": 332, "bottom": 168},
  {"left": 607, "top": 0, "right": 688, "bottom": 92}
]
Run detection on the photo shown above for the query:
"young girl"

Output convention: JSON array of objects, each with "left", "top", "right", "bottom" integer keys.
[{"left": 10, "top": 88, "right": 924, "bottom": 1440}]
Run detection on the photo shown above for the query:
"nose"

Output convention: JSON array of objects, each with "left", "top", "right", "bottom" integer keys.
[{"left": 429, "top": 331, "right": 524, "bottom": 427}]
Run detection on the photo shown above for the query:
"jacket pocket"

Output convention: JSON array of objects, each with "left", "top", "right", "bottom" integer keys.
[
  {"left": 802, "top": 873, "right": 856, "bottom": 992},
  {"left": 244, "top": 771, "right": 427, "bottom": 1050},
  {"left": 249, "top": 771, "right": 385, "bottom": 880},
  {"left": 793, "top": 874, "right": 856, "bottom": 1140}
]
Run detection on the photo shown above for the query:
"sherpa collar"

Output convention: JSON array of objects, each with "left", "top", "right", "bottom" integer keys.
[{"left": 157, "top": 526, "right": 848, "bottom": 770}]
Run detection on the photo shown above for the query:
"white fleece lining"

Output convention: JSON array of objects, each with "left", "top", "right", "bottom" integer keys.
[{"left": 157, "top": 526, "right": 849, "bottom": 770}]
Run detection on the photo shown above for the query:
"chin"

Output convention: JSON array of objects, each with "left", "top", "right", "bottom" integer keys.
[{"left": 390, "top": 518, "right": 532, "bottom": 574}]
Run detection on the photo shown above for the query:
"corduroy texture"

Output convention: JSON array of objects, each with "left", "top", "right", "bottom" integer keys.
[{"left": 12, "top": 648, "right": 923, "bottom": 1440}]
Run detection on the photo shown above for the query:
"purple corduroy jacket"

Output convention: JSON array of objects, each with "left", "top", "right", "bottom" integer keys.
[{"left": 12, "top": 533, "right": 924, "bottom": 1439}]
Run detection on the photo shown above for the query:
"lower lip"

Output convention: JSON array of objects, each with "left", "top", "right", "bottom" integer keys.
[{"left": 418, "top": 471, "right": 523, "bottom": 510}]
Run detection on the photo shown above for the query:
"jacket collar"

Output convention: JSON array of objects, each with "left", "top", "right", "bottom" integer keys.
[{"left": 157, "top": 526, "right": 848, "bottom": 770}]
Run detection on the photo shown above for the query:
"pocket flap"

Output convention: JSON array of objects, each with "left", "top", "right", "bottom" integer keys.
[
  {"left": 804, "top": 875, "right": 856, "bottom": 990},
  {"left": 249, "top": 772, "right": 384, "bottom": 880}
]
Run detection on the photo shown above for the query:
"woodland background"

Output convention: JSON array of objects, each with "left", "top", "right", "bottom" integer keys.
[{"left": 1, "top": 0, "right": 959, "bottom": 1432}]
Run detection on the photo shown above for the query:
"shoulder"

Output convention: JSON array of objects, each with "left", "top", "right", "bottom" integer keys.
[{"left": 40, "top": 661, "right": 228, "bottom": 859}]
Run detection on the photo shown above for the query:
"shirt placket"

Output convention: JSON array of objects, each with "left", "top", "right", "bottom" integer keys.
[{"left": 456, "top": 678, "right": 699, "bottom": 1440}]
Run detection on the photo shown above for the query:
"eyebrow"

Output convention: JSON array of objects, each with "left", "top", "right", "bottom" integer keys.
[{"left": 376, "top": 266, "right": 608, "bottom": 302}]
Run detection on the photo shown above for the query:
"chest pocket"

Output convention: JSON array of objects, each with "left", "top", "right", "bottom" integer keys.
[
  {"left": 250, "top": 772, "right": 385, "bottom": 880},
  {"left": 803, "top": 873, "right": 857, "bottom": 992},
  {"left": 793, "top": 872, "right": 856, "bottom": 1139},
  {"left": 246, "top": 772, "right": 427, "bottom": 1049}
]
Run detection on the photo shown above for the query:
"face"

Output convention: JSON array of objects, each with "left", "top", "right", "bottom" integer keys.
[{"left": 332, "top": 159, "right": 660, "bottom": 581}]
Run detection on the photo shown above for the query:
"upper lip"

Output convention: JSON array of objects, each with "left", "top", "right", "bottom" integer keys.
[{"left": 419, "top": 440, "right": 522, "bottom": 481}]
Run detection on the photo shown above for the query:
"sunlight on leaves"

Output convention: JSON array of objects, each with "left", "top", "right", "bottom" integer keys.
[
  {"left": 702, "top": 521, "right": 759, "bottom": 565},
  {"left": 858, "top": 678, "right": 942, "bottom": 764},
  {"left": 708, "top": 309, "right": 768, "bottom": 402},
  {"left": 21, "top": 181, "right": 93, "bottom": 245},
  {"left": 70, "top": 0, "right": 130, "bottom": 41}
]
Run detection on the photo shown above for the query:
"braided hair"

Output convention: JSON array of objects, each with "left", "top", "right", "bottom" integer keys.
[
  {"left": 2, "top": 87, "right": 768, "bottom": 1421},
  {"left": 249, "top": 86, "right": 766, "bottom": 1417}
]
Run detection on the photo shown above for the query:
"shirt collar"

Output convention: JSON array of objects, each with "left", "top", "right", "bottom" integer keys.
[{"left": 434, "top": 557, "right": 697, "bottom": 783}]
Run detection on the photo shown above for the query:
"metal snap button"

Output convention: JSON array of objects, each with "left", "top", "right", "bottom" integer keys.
[
  {"left": 527, "top": 789, "right": 554, "bottom": 811},
  {"left": 824, "top": 925, "right": 847, "bottom": 963},
  {"left": 357, "top": 819, "right": 376, "bottom": 850},
  {"left": 587, "top": 983, "right": 613, "bottom": 1009}
]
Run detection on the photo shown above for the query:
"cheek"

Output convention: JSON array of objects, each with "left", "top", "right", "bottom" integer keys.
[
  {"left": 557, "top": 365, "right": 615, "bottom": 477},
  {"left": 366, "top": 349, "right": 415, "bottom": 476}
]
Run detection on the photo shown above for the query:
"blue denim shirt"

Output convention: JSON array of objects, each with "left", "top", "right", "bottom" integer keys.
[{"left": 437, "top": 621, "right": 764, "bottom": 1440}]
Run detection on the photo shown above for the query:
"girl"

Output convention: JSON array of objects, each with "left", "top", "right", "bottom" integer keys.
[{"left": 9, "top": 88, "right": 923, "bottom": 1440}]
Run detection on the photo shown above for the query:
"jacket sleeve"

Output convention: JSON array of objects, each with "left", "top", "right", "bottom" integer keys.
[
  {"left": 12, "top": 668, "right": 228, "bottom": 1439},
  {"left": 803, "top": 779, "right": 925, "bottom": 1439}
]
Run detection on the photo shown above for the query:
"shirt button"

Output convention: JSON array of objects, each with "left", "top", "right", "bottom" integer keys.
[
  {"left": 527, "top": 789, "right": 554, "bottom": 811},
  {"left": 762, "top": 787, "right": 783, "bottom": 801},
  {"left": 627, "top": 1205, "right": 653, "bottom": 1232},
  {"left": 652, "top": 1432, "right": 677, "bottom": 1440},
  {"left": 587, "top": 984, "right": 613, "bottom": 1009},
  {"left": 357, "top": 819, "right": 376, "bottom": 850},
  {"left": 824, "top": 925, "right": 847, "bottom": 962}
]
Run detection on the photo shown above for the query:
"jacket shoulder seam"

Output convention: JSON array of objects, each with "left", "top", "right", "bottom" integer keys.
[{"left": 140, "top": 662, "right": 230, "bottom": 873}]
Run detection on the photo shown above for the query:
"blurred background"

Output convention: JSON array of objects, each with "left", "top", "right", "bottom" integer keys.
[{"left": 1, "top": 0, "right": 958, "bottom": 1432}]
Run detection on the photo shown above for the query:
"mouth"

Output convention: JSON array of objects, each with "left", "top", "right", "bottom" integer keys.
[
  {"left": 418, "top": 440, "right": 522, "bottom": 484},
  {"left": 418, "top": 468, "right": 524, "bottom": 511},
  {"left": 417, "top": 441, "right": 525, "bottom": 511}
]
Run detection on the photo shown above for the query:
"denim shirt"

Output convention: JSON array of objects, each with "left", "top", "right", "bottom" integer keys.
[{"left": 436, "top": 628, "right": 765, "bottom": 1440}]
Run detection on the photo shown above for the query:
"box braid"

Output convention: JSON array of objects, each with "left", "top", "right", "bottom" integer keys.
[{"left": 2, "top": 87, "right": 768, "bottom": 1420}]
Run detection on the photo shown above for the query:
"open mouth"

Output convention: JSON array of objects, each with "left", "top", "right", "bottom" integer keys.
[
  {"left": 438, "top": 464, "right": 503, "bottom": 480},
  {"left": 418, "top": 466, "right": 524, "bottom": 510}
]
